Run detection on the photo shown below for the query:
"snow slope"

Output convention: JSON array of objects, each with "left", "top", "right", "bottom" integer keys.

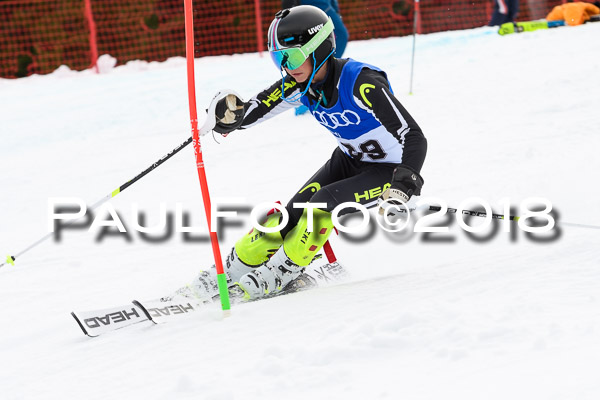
[{"left": 1, "top": 23, "right": 600, "bottom": 400}]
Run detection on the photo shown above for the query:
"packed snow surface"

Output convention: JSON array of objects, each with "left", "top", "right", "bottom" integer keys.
[{"left": 1, "top": 23, "right": 599, "bottom": 400}]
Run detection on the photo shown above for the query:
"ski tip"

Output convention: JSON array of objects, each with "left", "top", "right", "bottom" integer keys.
[{"left": 71, "top": 311, "right": 93, "bottom": 337}]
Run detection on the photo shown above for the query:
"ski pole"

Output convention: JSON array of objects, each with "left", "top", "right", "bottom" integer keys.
[
  {"left": 429, "top": 205, "right": 519, "bottom": 221},
  {"left": 431, "top": 205, "right": 600, "bottom": 230},
  {"left": 408, "top": 0, "right": 420, "bottom": 95},
  {"left": 1, "top": 136, "right": 193, "bottom": 270},
  {"left": 183, "top": 0, "right": 231, "bottom": 314},
  {"left": 390, "top": 204, "right": 600, "bottom": 230}
]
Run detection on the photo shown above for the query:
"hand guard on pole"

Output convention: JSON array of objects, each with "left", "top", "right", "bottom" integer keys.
[
  {"left": 200, "top": 90, "right": 246, "bottom": 136},
  {"left": 378, "top": 165, "right": 424, "bottom": 216}
]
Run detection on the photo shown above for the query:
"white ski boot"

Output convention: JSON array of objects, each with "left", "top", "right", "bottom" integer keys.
[
  {"left": 237, "top": 246, "right": 303, "bottom": 300},
  {"left": 177, "top": 247, "right": 259, "bottom": 302}
]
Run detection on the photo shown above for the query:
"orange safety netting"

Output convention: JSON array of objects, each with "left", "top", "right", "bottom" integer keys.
[
  {"left": 0, "top": 0, "right": 91, "bottom": 77},
  {"left": 0, "top": 0, "right": 565, "bottom": 79}
]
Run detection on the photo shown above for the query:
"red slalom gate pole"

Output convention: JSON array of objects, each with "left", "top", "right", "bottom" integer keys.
[
  {"left": 183, "top": 0, "right": 231, "bottom": 314},
  {"left": 83, "top": 0, "right": 99, "bottom": 73},
  {"left": 254, "top": 0, "right": 264, "bottom": 55}
]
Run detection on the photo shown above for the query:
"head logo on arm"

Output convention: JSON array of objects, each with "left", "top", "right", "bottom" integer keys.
[
  {"left": 359, "top": 83, "right": 376, "bottom": 108},
  {"left": 299, "top": 182, "right": 322, "bottom": 194}
]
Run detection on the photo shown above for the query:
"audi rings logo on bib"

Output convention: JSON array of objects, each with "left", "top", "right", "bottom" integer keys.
[{"left": 313, "top": 110, "right": 361, "bottom": 129}]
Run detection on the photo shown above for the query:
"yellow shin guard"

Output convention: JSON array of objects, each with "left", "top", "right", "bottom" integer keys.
[{"left": 283, "top": 208, "right": 333, "bottom": 267}]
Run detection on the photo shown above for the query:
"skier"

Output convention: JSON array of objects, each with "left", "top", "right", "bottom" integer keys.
[{"left": 190, "top": 5, "right": 427, "bottom": 301}]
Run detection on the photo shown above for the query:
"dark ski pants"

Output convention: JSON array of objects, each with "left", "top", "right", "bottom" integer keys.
[
  {"left": 488, "top": 0, "right": 519, "bottom": 26},
  {"left": 281, "top": 147, "right": 396, "bottom": 238}
]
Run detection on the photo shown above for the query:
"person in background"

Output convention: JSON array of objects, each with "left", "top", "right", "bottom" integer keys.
[
  {"left": 488, "top": 0, "right": 519, "bottom": 26},
  {"left": 547, "top": 1, "right": 600, "bottom": 26},
  {"left": 282, "top": 0, "right": 349, "bottom": 115}
]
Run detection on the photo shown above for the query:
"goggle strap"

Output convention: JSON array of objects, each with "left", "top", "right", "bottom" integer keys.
[
  {"left": 301, "top": 18, "right": 334, "bottom": 56},
  {"left": 269, "top": 17, "right": 334, "bottom": 65},
  {"left": 280, "top": 48, "right": 335, "bottom": 104}
]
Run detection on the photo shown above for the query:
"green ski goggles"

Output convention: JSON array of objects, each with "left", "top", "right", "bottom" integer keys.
[{"left": 268, "top": 18, "right": 334, "bottom": 71}]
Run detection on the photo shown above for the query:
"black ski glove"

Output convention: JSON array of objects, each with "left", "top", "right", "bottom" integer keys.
[
  {"left": 378, "top": 165, "right": 424, "bottom": 213},
  {"left": 213, "top": 94, "right": 246, "bottom": 135}
]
